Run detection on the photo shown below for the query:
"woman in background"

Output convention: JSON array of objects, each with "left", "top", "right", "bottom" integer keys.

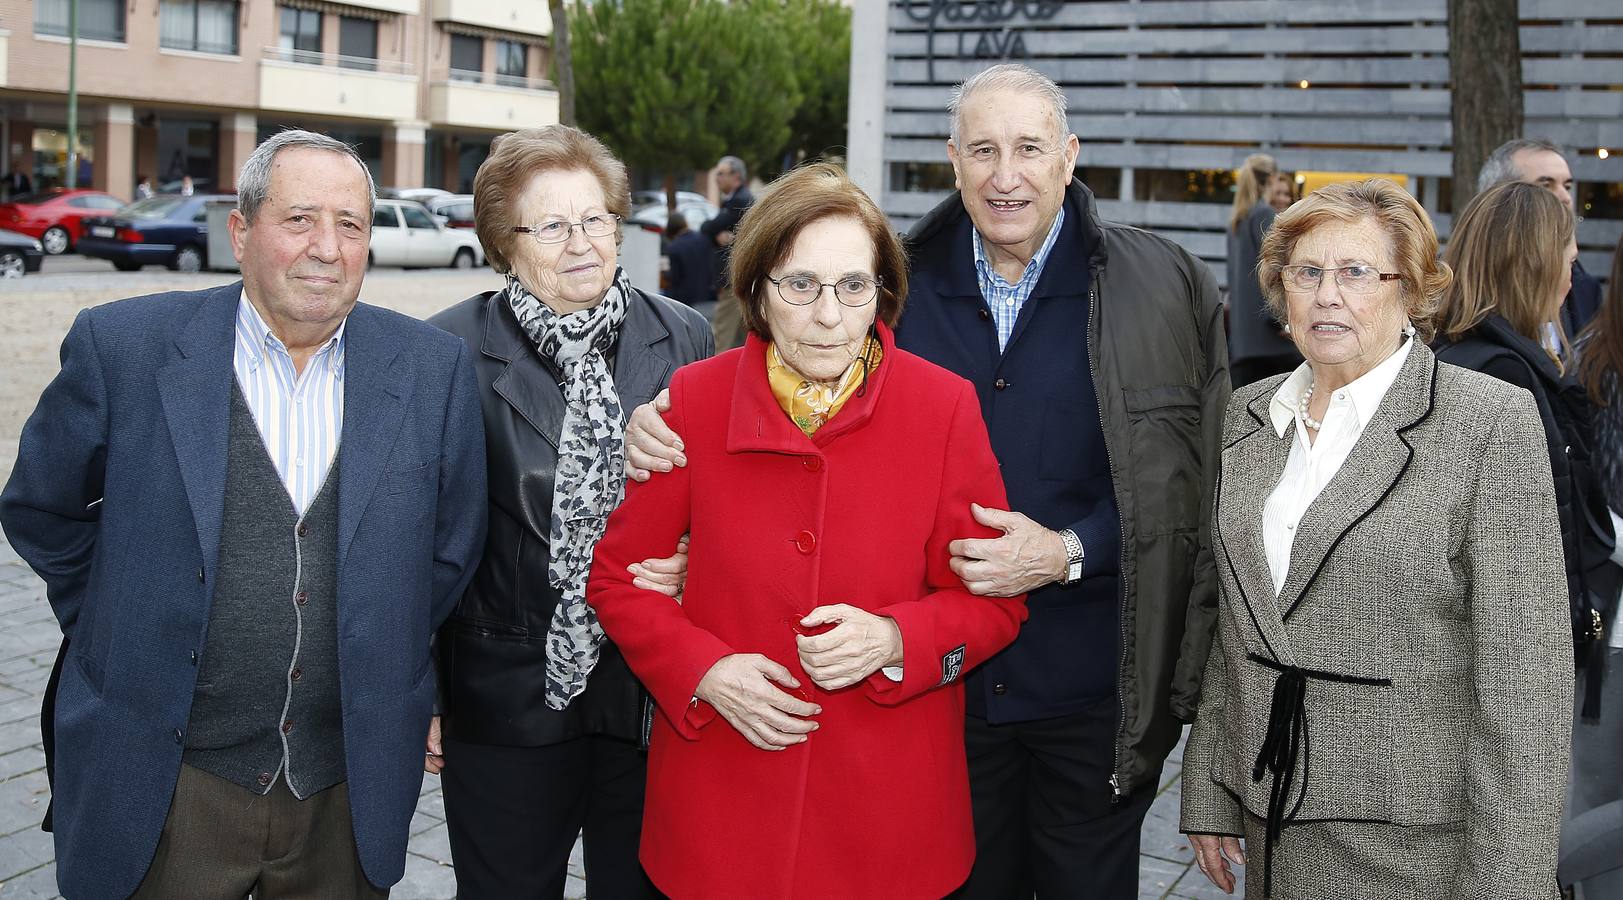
[{"left": 1227, "top": 153, "right": 1301, "bottom": 387}]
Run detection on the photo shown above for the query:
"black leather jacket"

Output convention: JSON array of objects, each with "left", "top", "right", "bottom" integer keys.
[{"left": 428, "top": 287, "right": 713, "bottom": 746}]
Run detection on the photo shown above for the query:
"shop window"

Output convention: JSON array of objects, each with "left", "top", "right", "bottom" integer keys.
[{"left": 161, "top": 0, "right": 240, "bottom": 55}]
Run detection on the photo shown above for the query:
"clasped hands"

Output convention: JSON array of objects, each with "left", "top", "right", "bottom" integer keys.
[{"left": 695, "top": 605, "right": 901, "bottom": 751}]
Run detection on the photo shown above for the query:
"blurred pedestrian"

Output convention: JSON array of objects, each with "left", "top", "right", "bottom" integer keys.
[
  {"left": 702, "top": 155, "right": 754, "bottom": 351},
  {"left": 136, "top": 174, "right": 155, "bottom": 200},
  {"left": 427, "top": 125, "right": 710, "bottom": 900},
  {"left": 1478, "top": 138, "right": 1601, "bottom": 338},
  {"left": 1185, "top": 179, "right": 1572, "bottom": 900},
  {"left": 1228, "top": 153, "right": 1301, "bottom": 387},
  {"left": 664, "top": 209, "right": 713, "bottom": 307},
  {"left": 1267, "top": 171, "right": 1294, "bottom": 213},
  {"left": 1434, "top": 181, "right": 1616, "bottom": 691},
  {"left": 180, "top": 174, "right": 196, "bottom": 196},
  {"left": 1563, "top": 233, "right": 1623, "bottom": 898}
]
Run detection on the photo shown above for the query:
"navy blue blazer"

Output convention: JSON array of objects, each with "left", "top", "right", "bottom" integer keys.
[{"left": 0, "top": 282, "right": 487, "bottom": 897}]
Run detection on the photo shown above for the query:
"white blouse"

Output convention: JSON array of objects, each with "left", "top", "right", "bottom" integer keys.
[{"left": 1262, "top": 340, "right": 1413, "bottom": 595}]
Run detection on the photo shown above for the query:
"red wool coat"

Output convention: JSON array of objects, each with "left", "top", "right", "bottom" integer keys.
[{"left": 587, "top": 323, "right": 1028, "bottom": 900}]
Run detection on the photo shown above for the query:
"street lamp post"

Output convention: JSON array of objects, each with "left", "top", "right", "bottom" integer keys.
[{"left": 66, "top": 0, "right": 79, "bottom": 189}]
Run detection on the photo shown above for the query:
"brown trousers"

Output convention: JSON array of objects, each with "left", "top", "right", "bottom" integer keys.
[
  {"left": 710, "top": 284, "right": 748, "bottom": 352},
  {"left": 131, "top": 764, "right": 388, "bottom": 900}
]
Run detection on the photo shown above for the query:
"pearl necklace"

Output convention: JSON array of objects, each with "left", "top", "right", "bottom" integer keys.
[{"left": 1299, "top": 383, "right": 1324, "bottom": 431}]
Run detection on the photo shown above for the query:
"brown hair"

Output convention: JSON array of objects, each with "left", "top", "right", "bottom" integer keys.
[
  {"left": 727, "top": 162, "right": 908, "bottom": 340},
  {"left": 1437, "top": 181, "right": 1574, "bottom": 371},
  {"left": 473, "top": 125, "right": 632, "bottom": 274},
  {"left": 1577, "top": 235, "right": 1623, "bottom": 402},
  {"left": 1230, "top": 153, "right": 1278, "bottom": 231},
  {"left": 1258, "top": 179, "right": 1453, "bottom": 342}
]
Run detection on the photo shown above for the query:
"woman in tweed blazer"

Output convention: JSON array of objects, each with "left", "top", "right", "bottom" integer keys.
[{"left": 1182, "top": 180, "right": 1574, "bottom": 900}]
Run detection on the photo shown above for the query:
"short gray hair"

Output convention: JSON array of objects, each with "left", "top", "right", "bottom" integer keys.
[
  {"left": 1477, "top": 138, "right": 1565, "bottom": 194},
  {"left": 718, "top": 155, "right": 747, "bottom": 181},
  {"left": 949, "top": 63, "right": 1070, "bottom": 146},
  {"left": 237, "top": 129, "right": 376, "bottom": 223}
]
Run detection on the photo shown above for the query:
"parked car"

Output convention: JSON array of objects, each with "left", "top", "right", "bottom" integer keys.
[
  {"left": 390, "top": 187, "right": 452, "bottom": 204},
  {"left": 158, "top": 177, "right": 212, "bottom": 195},
  {"left": 369, "top": 199, "right": 483, "bottom": 268},
  {"left": 0, "top": 229, "right": 45, "bottom": 278},
  {"left": 76, "top": 193, "right": 234, "bottom": 272},
  {"left": 627, "top": 198, "right": 719, "bottom": 236},
  {"left": 0, "top": 189, "right": 127, "bottom": 255},
  {"left": 425, "top": 194, "right": 476, "bottom": 229},
  {"left": 631, "top": 189, "right": 710, "bottom": 209}
]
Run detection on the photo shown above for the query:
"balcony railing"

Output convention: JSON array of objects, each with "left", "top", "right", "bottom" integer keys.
[
  {"left": 446, "top": 67, "right": 552, "bottom": 92},
  {"left": 262, "top": 46, "right": 413, "bottom": 77}
]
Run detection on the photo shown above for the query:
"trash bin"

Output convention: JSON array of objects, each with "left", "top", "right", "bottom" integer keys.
[{"left": 205, "top": 198, "right": 240, "bottom": 272}]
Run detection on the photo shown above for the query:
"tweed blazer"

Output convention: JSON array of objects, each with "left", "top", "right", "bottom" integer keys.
[{"left": 1181, "top": 341, "right": 1574, "bottom": 898}]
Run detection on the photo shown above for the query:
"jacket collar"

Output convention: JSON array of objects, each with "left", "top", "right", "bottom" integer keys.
[
  {"left": 1470, "top": 313, "right": 1565, "bottom": 386},
  {"left": 906, "top": 177, "right": 1107, "bottom": 301},
  {"left": 1217, "top": 342, "right": 1438, "bottom": 662},
  {"left": 480, "top": 287, "right": 676, "bottom": 449},
  {"left": 726, "top": 320, "right": 898, "bottom": 455}
]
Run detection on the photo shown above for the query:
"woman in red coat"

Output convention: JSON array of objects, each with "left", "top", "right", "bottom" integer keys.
[{"left": 586, "top": 163, "right": 1028, "bottom": 899}]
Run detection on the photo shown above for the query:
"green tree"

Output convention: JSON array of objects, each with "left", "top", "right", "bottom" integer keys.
[
  {"left": 768, "top": 0, "right": 851, "bottom": 177},
  {"left": 572, "top": 0, "right": 799, "bottom": 197}
]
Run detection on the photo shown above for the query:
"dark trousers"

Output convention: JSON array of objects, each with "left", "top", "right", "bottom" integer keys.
[
  {"left": 1229, "top": 353, "right": 1302, "bottom": 391},
  {"left": 954, "top": 698, "right": 1157, "bottom": 900},
  {"left": 441, "top": 733, "right": 658, "bottom": 900},
  {"left": 131, "top": 764, "right": 385, "bottom": 899}
]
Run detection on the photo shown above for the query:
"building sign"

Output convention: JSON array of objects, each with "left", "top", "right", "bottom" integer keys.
[{"left": 901, "top": 1, "right": 1063, "bottom": 81}]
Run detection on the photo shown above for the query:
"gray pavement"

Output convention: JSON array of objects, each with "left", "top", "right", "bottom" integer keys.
[{"left": 0, "top": 263, "right": 1240, "bottom": 898}]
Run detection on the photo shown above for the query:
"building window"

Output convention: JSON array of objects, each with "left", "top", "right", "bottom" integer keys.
[
  {"left": 495, "top": 40, "right": 527, "bottom": 86},
  {"left": 278, "top": 7, "right": 322, "bottom": 59},
  {"left": 35, "top": 0, "right": 125, "bottom": 42},
  {"left": 450, "top": 33, "right": 483, "bottom": 81},
  {"left": 161, "top": 0, "right": 239, "bottom": 55},
  {"left": 339, "top": 16, "right": 378, "bottom": 70}
]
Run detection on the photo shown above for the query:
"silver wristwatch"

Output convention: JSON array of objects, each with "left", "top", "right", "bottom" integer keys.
[{"left": 1058, "top": 528, "right": 1085, "bottom": 586}]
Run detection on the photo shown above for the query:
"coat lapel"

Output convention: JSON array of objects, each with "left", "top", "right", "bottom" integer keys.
[
  {"left": 612, "top": 290, "right": 675, "bottom": 414},
  {"left": 1215, "top": 387, "right": 1297, "bottom": 663},
  {"left": 156, "top": 282, "right": 241, "bottom": 586},
  {"left": 337, "top": 304, "right": 406, "bottom": 561},
  {"left": 1278, "top": 343, "right": 1437, "bottom": 619},
  {"left": 483, "top": 294, "right": 566, "bottom": 450}
]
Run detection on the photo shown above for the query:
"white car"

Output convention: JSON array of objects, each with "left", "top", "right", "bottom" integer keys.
[{"left": 369, "top": 199, "right": 484, "bottom": 269}]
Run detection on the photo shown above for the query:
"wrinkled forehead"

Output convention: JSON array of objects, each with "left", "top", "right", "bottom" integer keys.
[
  {"left": 1513, "top": 148, "right": 1573, "bottom": 183},
  {"left": 956, "top": 89, "right": 1066, "bottom": 145}
]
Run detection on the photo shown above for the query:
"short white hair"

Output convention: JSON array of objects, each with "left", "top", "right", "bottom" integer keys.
[{"left": 948, "top": 63, "right": 1070, "bottom": 146}]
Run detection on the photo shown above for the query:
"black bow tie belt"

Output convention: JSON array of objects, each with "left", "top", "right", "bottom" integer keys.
[{"left": 1246, "top": 652, "right": 1393, "bottom": 898}]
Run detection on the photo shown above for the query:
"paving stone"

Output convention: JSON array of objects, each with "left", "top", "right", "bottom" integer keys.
[
  {"left": 406, "top": 822, "right": 453, "bottom": 866},
  {"left": 391, "top": 852, "right": 457, "bottom": 900},
  {"left": 0, "top": 861, "right": 60, "bottom": 899},
  {"left": 0, "top": 749, "right": 44, "bottom": 783},
  {"left": 0, "top": 773, "right": 49, "bottom": 852},
  {"left": 0, "top": 824, "right": 55, "bottom": 881}
]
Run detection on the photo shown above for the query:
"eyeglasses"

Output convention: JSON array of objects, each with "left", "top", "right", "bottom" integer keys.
[
  {"left": 1281, "top": 264, "right": 1401, "bottom": 294},
  {"left": 767, "top": 273, "right": 882, "bottom": 307},
  {"left": 512, "top": 214, "right": 621, "bottom": 244}
]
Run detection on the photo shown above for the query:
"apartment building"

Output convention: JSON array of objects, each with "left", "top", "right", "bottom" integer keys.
[
  {"left": 849, "top": 0, "right": 1623, "bottom": 287},
  {"left": 0, "top": 0, "right": 560, "bottom": 200}
]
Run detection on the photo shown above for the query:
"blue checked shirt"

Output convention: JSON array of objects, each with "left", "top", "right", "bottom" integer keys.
[
  {"left": 233, "top": 294, "right": 346, "bottom": 516},
  {"left": 973, "top": 206, "right": 1066, "bottom": 352}
]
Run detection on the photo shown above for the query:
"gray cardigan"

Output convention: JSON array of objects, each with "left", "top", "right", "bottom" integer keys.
[{"left": 1182, "top": 341, "right": 1573, "bottom": 899}]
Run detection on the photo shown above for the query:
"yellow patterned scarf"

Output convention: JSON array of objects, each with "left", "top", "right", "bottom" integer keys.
[{"left": 767, "top": 337, "right": 883, "bottom": 436}]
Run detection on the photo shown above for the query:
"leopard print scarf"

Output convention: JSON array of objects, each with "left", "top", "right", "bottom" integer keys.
[{"left": 505, "top": 270, "right": 631, "bottom": 710}]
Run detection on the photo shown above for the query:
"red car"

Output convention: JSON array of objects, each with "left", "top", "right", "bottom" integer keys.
[{"left": 0, "top": 188, "right": 128, "bottom": 255}]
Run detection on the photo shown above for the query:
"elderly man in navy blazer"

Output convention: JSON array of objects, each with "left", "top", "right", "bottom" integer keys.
[{"left": 0, "top": 129, "right": 486, "bottom": 899}]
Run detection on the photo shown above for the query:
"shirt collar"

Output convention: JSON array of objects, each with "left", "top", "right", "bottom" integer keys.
[
  {"left": 972, "top": 205, "right": 1065, "bottom": 291},
  {"left": 1269, "top": 337, "right": 1413, "bottom": 437},
  {"left": 236, "top": 291, "right": 347, "bottom": 379}
]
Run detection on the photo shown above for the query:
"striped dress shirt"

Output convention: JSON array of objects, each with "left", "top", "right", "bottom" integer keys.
[
  {"left": 972, "top": 205, "right": 1065, "bottom": 352},
  {"left": 232, "top": 294, "right": 346, "bottom": 517}
]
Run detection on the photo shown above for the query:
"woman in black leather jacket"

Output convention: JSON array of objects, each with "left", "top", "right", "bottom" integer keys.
[{"left": 426, "top": 125, "right": 712, "bottom": 899}]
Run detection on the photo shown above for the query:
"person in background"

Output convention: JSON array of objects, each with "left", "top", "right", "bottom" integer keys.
[
  {"left": 701, "top": 155, "right": 755, "bottom": 351},
  {"left": 1562, "top": 233, "right": 1623, "bottom": 898},
  {"left": 1268, "top": 172, "right": 1295, "bottom": 213},
  {"left": 664, "top": 209, "right": 713, "bottom": 307},
  {"left": 5, "top": 164, "right": 34, "bottom": 199},
  {"left": 1184, "top": 178, "right": 1571, "bottom": 900},
  {"left": 180, "top": 174, "right": 196, "bottom": 197},
  {"left": 1228, "top": 153, "right": 1301, "bottom": 388},
  {"left": 136, "top": 174, "right": 155, "bottom": 200},
  {"left": 1477, "top": 138, "right": 1601, "bottom": 339},
  {"left": 426, "top": 125, "right": 710, "bottom": 900},
  {"left": 1433, "top": 181, "right": 1616, "bottom": 703}
]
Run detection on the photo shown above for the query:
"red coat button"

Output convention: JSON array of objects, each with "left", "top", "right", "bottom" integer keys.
[
  {"left": 795, "top": 531, "right": 816, "bottom": 554},
  {"left": 803, "top": 457, "right": 823, "bottom": 473}
]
